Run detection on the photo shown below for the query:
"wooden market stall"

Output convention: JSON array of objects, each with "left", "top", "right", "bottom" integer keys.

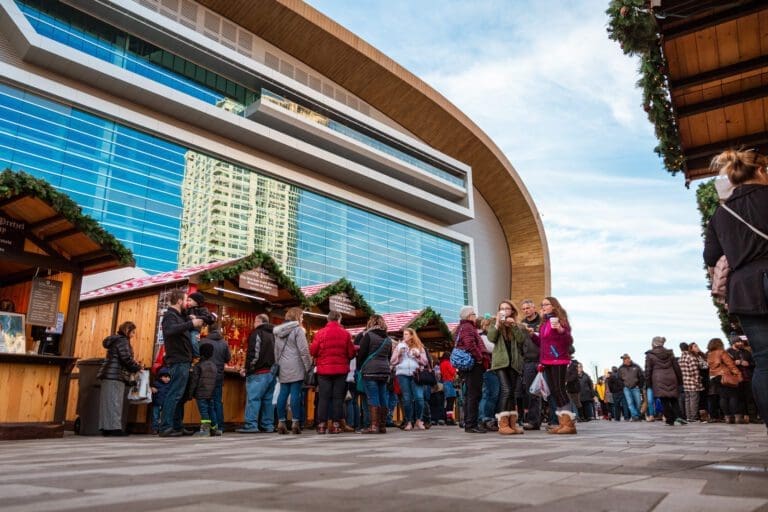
[
  {"left": 346, "top": 307, "right": 455, "bottom": 352},
  {"left": 74, "top": 250, "right": 307, "bottom": 432},
  {"left": 0, "top": 169, "right": 134, "bottom": 439}
]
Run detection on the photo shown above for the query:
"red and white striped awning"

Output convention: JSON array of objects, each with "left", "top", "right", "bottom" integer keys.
[
  {"left": 300, "top": 282, "right": 334, "bottom": 298},
  {"left": 80, "top": 258, "right": 238, "bottom": 301},
  {"left": 346, "top": 310, "right": 421, "bottom": 337}
]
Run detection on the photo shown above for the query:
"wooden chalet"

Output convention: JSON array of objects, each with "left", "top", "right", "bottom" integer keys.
[{"left": 0, "top": 169, "right": 134, "bottom": 439}]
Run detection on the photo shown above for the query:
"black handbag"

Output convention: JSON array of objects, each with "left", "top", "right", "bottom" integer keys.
[
  {"left": 304, "top": 363, "right": 317, "bottom": 388},
  {"left": 414, "top": 367, "right": 437, "bottom": 386}
]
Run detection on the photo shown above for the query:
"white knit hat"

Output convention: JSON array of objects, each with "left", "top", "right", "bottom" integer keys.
[{"left": 651, "top": 336, "right": 666, "bottom": 348}]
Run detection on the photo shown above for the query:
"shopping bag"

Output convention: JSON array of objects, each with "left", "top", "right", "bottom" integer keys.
[
  {"left": 529, "top": 371, "right": 550, "bottom": 399},
  {"left": 127, "top": 369, "right": 153, "bottom": 404}
]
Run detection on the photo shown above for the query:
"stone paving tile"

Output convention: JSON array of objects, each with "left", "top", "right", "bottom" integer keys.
[{"left": 0, "top": 420, "right": 765, "bottom": 511}]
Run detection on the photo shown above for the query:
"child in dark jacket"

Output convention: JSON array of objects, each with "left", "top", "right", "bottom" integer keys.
[
  {"left": 187, "top": 291, "right": 216, "bottom": 358},
  {"left": 151, "top": 367, "right": 171, "bottom": 434},
  {"left": 194, "top": 342, "right": 218, "bottom": 436}
]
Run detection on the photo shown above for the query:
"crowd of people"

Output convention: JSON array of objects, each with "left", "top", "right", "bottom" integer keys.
[{"left": 95, "top": 147, "right": 768, "bottom": 438}]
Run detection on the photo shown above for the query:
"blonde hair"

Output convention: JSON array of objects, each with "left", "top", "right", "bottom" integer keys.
[
  {"left": 403, "top": 328, "right": 424, "bottom": 351},
  {"left": 285, "top": 307, "right": 304, "bottom": 322},
  {"left": 710, "top": 149, "right": 767, "bottom": 185}
]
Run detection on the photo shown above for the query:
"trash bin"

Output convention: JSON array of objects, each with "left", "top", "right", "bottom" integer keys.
[{"left": 75, "top": 358, "right": 105, "bottom": 436}]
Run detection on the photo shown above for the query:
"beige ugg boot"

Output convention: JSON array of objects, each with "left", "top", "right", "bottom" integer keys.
[
  {"left": 550, "top": 411, "right": 577, "bottom": 435},
  {"left": 496, "top": 411, "right": 514, "bottom": 435},
  {"left": 506, "top": 412, "right": 524, "bottom": 434}
]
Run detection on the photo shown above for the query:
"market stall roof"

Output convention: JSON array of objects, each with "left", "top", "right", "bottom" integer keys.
[
  {"left": 347, "top": 307, "right": 455, "bottom": 350},
  {"left": 302, "top": 278, "right": 374, "bottom": 317},
  {"left": 81, "top": 250, "right": 307, "bottom": 307},
  {"left": 658, "top": 0, "right": 768, "bottom": 182},
  {"left": 1, "top": 169, "right": 134, "bottom": 284}
]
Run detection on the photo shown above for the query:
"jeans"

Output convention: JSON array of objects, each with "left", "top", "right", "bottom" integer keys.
[
  {"left": 277, "top": 380, "right": 303, "bottom": 422},
  {"left": 243, "top": 372, "right": 276, "bottom": 430},
  {"left": 581, "top": 401, "right": 594, "bottom": 420},
  {"left": 479, "top": 369, "right": 500, "bottom": 421},
  {"left": 197, "top": 398, "right": 214, "bottom": 422},
  {"left": 345, "top": 383, "right": 360, "bottom": 427},
  {"left": 386, "top": 389, "right": 398, "bottom": 424},
  {"left": 211, "top": 378, "right": 224, "bottom": 429},
  {"left": 152, "top": 405, "right": 162, "bottom": 431},
  {"left": 317, "top": 374, "right": 347, "bottom": 423},
  {"left": 623, "top": 386, "right": 642, "bottom": 418},
  {"left": 161, "top": 362, "right": 190, "bottom": 432},
  {"left": 738, "top": 313, "right": 768, "bottom": 428},
  {"left": 646, "top": 388, "right": 656, "bottom": 416},
  {"left": 364, "top": 378, "right": 388, "bottom": 407},
  {"left": 462, "top": 364, "right": 485, "bottom": 428},
  {"left": 397, "top": 374, "right": 424, "bottom": 423},
  {"left": 522, "top": 362, "right": 542, "bottom": 426}
]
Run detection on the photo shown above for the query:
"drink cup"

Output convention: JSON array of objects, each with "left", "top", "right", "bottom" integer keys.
[{"left": 550, "top": 317, "right": 560, "bottom": 328}]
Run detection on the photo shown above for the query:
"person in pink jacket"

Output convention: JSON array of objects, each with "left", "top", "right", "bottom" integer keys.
[
  {"left": 529, "top": 296, "right": 577, "bottom": 435},
  {"left": 310, "top": 311, "right": 356, "bottom": 434}
]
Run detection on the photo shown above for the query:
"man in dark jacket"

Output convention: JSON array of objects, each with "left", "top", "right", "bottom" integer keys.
[
  {"left": 606, "top": 367, "right": 628, "bottom": 420},
  {"left": 159, "top": 289, "right": 203, "bottom": 437},
  {"left": 200, "top": 323, "right": 230, "bottom": 436},
  {"left": 236, "top": 314, "right": 277, "bottom": 433},
  {"left": 618, "top": 354, "right": 645, "bottom": 421},
  {"left": 577, "top": 364, "right": 595, "bottom": 421},
  {"left": 520, "top": 299, "right": 543, "bottom": 430}
]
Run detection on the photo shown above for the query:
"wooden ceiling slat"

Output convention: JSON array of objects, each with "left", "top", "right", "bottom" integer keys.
[
  {"left": 761, "top": 10, "right": 768, "bottom": 54},
  {"left": 742, "top": 97, "right": 765, "bottom": 134},
  {"left": 662, "top": 1, "right": 765, "bottom": 39},
  {"left": 677, "top": 85, "right": 768, "bottom": 117},
  {"left": 678, "top": 116, "right": 693, "bottom": 147},
  {"left": 705, "top": 109, "right": 729, "bottom": 144},
  {"left": 677, "top": 35, "right": 701, "bottom": 80},
  {"left": 716, "top": 20, "right": 741, "bottom": 69},
  {"left": 695, "top": 28, "right": 720, "bottom": 76},
  {"left": 724, "top": 103, "right": 746, "bottom": 140},
  {"left": 737, "top": 14, "right": 762, "bottom": 62},
  {"left": 687, "top": 112, "right": 712, "bottom": 147}
]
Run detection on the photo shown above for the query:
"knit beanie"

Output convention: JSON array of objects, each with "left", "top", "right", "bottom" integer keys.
[
  {"left": 651, "top": 336, "right": 666, "bottom": 348},
  {"left": 188, "top": 291, "right": 205, "bottom": 306}
]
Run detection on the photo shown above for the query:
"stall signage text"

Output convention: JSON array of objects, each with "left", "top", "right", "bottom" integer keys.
[
  {"left": 329, "top": 293, "right": 356, "bottom": 315},
  {"left": 27, "top": 278, "right": 63, "bottom": 327},
  {"left": 239, "top": 268, "right": 278, "bottom": 297},
  {"left": 0, "top": 214, "right": 25, "bottom": 255}
]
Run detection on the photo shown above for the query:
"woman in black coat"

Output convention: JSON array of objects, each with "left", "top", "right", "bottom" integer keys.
[
  {"left": 644, "top": 336, "right": 683, "bottom": 426},
  {"left": 97, "top": 321, "right": 142, "bottom": 436},
  {"left": 704, "top": 149, "right": 768, "bottom": 432}
]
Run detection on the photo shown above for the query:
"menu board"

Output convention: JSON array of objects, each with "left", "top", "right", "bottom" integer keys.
[{"left": 27, "top": 278, "right": 63, "bottom": 327}]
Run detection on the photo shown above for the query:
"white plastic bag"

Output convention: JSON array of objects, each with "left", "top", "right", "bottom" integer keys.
[
  {"left": 529, "top": 371, "right": 550, "bottom": 399},
  {"left": 127, "top": 369, "right": 152, "bottom": 404}
]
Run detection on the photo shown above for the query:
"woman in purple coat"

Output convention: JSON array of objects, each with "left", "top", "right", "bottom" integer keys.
[
  {"left": 455, "top": 305, "right": 489, "bottom": 433},
  {"left": 530, "top": 297, "right": 576, "bottom": 435}
]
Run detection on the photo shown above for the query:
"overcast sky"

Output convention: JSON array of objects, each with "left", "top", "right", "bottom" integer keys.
[{"left": 308, "top": 0, "right": 723, "bottom": 374}]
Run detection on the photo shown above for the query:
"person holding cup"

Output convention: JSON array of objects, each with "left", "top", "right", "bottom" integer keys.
[
  {"left": 529, "top": 296, "right": 577, "bottom": 434},
  {"left": 487, "top": 300, "right": 527, "bottom": 435}
]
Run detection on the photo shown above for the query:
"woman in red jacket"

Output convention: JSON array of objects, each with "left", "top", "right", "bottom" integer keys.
[{"left": 310, "top": 311, "right": 356, "bottom": 434}]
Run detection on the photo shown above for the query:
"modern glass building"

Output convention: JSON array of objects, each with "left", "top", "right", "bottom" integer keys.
[{"left": 0, "top": 0, "right": 549, "bottom": 319}]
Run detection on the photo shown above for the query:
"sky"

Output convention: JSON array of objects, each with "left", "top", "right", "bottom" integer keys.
[{"left": 307, "top": 0, "right": 724, "bottom": 375}]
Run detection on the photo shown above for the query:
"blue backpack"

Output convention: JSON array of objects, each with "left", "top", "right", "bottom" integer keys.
[{"left": 449, "top": 333, "right": 475, "bottom": 371}]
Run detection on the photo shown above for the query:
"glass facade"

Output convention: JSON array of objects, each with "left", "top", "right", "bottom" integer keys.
[
  {"left": 0, "top": 83, "right": 469, "bottom": 318},
  {"left": 16, "top": 0, "right": 466, "bottom": 189}
]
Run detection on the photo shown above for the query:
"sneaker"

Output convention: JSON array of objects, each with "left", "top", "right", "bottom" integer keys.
[
  {"left": 464, "top": 426, "right": 487, "bottom": 433},
  {"left": 674, "top": 418, "right": 687, "bottom": 425},
  {"left": 159, "top": 428, "right": 182, "bottom": 437},
  {"left": 235, "top": 428, "right": 260, "bottom": 434},
  {"left": 211, "top": 428, "right": 223, "bottom": 436}
]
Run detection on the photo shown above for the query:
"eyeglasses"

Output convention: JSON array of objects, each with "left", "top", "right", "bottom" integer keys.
[
  {"left": 541, "top": 303, "right": 552, "bottom": 307},
  {"left": 499, "top": 306, "right": 513, "bottom": 311}
]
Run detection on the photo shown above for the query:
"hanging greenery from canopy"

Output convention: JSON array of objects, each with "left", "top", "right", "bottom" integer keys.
[
  {"left": 606, "top": 1, "right": 685, "bottom": 176},
  {"left": 0, "top": 168, "right": 134, "bottom": 265},
  {"left": 307, "top": 278, "right": 375, "bottom": 316}
]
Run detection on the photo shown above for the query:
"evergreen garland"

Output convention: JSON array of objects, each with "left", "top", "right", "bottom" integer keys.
[
  {"left": 695, "top": 179, "right": 730, "bottom": 335},
  {"left": 199, "top": 249, "right": 309, "bottom": 307},
  {"left": 306, "top": 277, "right": 375, "bottom": 316},
  {"left": 606, "top": 0, "right": 685, "bottom": 175},
  {"left": 0, "top": 169, "right": 134, "bottom": 266},
  {"left": 407, "top": 306, "right": 454, "bottom": 345}
]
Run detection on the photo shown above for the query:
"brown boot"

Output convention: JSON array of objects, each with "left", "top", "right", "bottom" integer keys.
[
  {"left": 496, "top": 412, "right": 515, "bottom": 435},
  {"left": 378, "top": 407, "right": 387, "bottom": 434},
  {"left": 329, "top": 421, "right": 341, "bottom": 434},
  {"left": 291, "top": 420, "right": 301, "bottom": 434},
  {"left": 726, "top": 415, "right": 735, "bottom": 424},
  {"left": 361, "top": 406, "right": 379, "bottom": 434},
  {"left": 734, "top": 414, "right": 745, "bottom": 424},
  {"left": 339, "top": 419, "right": 356, "bottom": 433},
  {"left": 316, "top": 421, "right": 327, "bottom": 434},
  {"left": 277, "top": 421, "right": 288, "bottom": 435},
  {"left": 699, "top": 410, "right": 709, "bottom": 423},
  {"left": 507, "top": 412, "right": 524, "bottom": 434},
  {"left": 550, "top": 411, "right": 577, "bottom": 435}
]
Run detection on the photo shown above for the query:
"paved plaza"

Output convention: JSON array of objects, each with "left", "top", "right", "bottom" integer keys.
[{"left": 1, "top": 421, "right": 767, "bottom": 512}]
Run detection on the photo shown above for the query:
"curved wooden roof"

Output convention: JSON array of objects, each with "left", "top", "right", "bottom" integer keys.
[
  {"left": 196, "top": 0, "right": 550, "bottom": 302},
  {"left": 658, "top": 0, "right": 768, "bottom": 182}
]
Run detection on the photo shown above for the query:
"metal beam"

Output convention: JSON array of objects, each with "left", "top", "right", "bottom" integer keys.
[
  {"left": 669, "top": 55, "right": 768, "bottom": 90},
  {"left": 676, "top": 85, "right": 768, "bottom": 117}
]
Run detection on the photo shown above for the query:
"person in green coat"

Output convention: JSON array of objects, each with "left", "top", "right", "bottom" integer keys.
[{"left": 487, "top": 300, "right": 528, "bottom": 435}]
